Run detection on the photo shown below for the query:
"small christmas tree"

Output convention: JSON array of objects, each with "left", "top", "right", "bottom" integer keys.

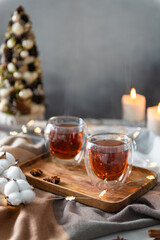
[{"left": 0, "top": 6, "right": 45, "bottom": 124}]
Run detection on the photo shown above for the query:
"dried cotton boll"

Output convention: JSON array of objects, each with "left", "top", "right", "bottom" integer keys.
[
  {"left": 22, "top": 39, "right": 34, "bottom": 50},
  {"left": 13, "top": 72, "right": 22, "bottom": 79},
  {"left": 7, "top": 38, "right": 16, "bottom": 49},
  {"left": 20, "top": 50, "right": 29, "bottom": 58},
  {"left": 24, "top": 23, "right": 31, "bottom": 32},
  {"left": 7, "top": 63, "right": 16, "bottom": 72},
  {"left": 23, "top": 71, "right": 38, "bottom": 84},
  {"left": 7, "top": 192, "right": 22, "bottom": 206},
  {"left": 4, "top": 180, "right": 19, "bottom": 196},
  {"left": 19, "top": 89, "right": 32, "bottom": 99},
  {"left": 16, "top": 179, "right": 32, "bottom": 191},
  {"left": 12, "top": 11, "right": 20, "bottom": 22},
  {"left": 21, "top": 189, "right": 35, "bottom": 204},
  {"left": 0, "top": 178, "right": 8, "bottom": 193},
  {"left": 12, "top": 22, "right": 24, "bottom": 36},
  {"left": 23, "top": 56, "right": 35, "bottom": 65},
  {"left": 3, "top": 166, "right": 26, "bottom": 180}
]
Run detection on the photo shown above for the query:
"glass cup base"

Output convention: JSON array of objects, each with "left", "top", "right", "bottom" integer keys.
[
  {"left": 49, "top": 150, "right": 84, "bottom": 166},
  {"left": 96, "top": 178, "right": 123, "bottom": 191}
]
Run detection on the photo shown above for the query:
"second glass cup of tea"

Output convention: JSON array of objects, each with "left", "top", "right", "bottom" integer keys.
[
  {"left": 44, "top": 116, "right": 87, "bottom": 165},
  {"left": 84, "top": 132, "right": 133, "bottom": 190}
]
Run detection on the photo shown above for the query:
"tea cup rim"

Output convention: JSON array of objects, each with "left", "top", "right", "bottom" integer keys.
[
  {"left": 47, "top": 115, "right": 86, "bottom": 129},
  {"left": 87, "top": 132, "right": 131, "bottom": 149}
]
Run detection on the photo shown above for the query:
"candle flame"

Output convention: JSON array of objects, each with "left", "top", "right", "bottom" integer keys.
[
  {"left": 158, "top": 103, "right": 160, "bottom": 114},
  {"left": 130, "top": 88, "right": 136, "bottom": 99}
]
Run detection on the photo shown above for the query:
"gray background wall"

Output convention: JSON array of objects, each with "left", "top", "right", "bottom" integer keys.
[{"left": 0, "top": 0, "right": 160, "bottom": 119}]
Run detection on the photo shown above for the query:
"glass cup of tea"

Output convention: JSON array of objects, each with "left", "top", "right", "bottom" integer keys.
[
  {"left": 44, "top": 116, "right": 87, "bottom": 165},
  {"left": 84, "top": 132, "right": 133, "bottom": 190}
]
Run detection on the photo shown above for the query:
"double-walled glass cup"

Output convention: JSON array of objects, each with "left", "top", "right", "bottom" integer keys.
[
  {"left": 44, "top": 116, "right": 87, "bottom": 165},
  {"left": 84, "top": 132, "right": 133, "bottom": 190}
]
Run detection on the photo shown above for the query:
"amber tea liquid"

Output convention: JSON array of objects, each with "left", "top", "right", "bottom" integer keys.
[
  {"left": 89, "top": 140, "right": 129, "bottom": 181},
  {"left": 49, "top": 124, "right": 84, "bottom": 159}
]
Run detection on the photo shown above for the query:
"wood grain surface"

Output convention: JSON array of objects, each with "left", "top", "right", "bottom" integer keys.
[{"left": 20, "top": 152, "right": 157, "bottom": 212}]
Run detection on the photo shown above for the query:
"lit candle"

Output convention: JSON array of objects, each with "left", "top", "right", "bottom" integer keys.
[
  {"left": 121, "top": 88, "right": 146, "bottom": 122},
  {"left": 147, "top": 103, "right": 160, "bottom": 135}
]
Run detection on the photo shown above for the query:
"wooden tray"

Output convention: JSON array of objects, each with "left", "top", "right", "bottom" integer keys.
[{"left": 20, "top": 152, "right": 157, "bottom": 213}]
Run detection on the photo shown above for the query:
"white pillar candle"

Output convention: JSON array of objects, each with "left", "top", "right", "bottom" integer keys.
[
  {"left": 147, "top": 103, "right": 160, "bottom": 135},
  {"left": 121, "top": 88, "right": 146, "bottom": 122}
]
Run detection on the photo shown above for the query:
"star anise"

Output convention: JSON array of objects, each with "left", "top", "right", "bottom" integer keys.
[
  {"left": 30, "top": 168, "right": 43, "bottom": 177},
  {"left": 43, "top": 175, "right": 60, "bottom": 184},
  {"left": 112, "top": 236, "right": 127, "bottom": 240}
]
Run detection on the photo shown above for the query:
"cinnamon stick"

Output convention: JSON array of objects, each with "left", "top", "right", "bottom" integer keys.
[{"left": 148, "top": 229, "right": 160, "bottom": 238}]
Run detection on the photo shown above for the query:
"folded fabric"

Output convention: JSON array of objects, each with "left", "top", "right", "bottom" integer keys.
[
  {"left": 0, "top": 129, "right": 160, "bottom": 240},
  {"left": 0, "top": 135, "right": 45, "bottom": 163},
  {"left": 0, "top": 135, "right": 69, "bottom": 240}
]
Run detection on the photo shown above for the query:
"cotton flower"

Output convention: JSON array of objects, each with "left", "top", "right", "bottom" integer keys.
[
  {"left": 7, "top": 63, "right": 16, "bottom": 72},
  {"left": 0, "top": 178, "right": 8, "bottom": 193},
  {"left": 21, "top": 189, "right": 35, "bottom": 204},
  {"left": 20, "top": 50, "right": 29, "bottom": 58},
  {"left": 23, "top": 71, "right": 38, "bottom": 84},
  {"left": 0, "top": 152, "right": 35, "bottom": 206},
  {"left": 12, "top": 22, "right": 24, "bottom": 35},
  {"left": 0, "top": 160, "right": 10, "bottom": 170},
  {"left": 13, "top": 72, "right": 22, "bottom": 79},
  {"left": 0, "top": 152, "right": 16, "bottom": 165},
  {"left": 3, "top": 166, "right": 26, "bottom": 180},
  {"left": 7, "top": 192, "right": 22, "bottom": 206},
  {"left": 16, "top": 179, "right": 32, "bottom": 191},
  {"left": 4, "top": 180, "right": 19, "bottom": 196},
  {"left": 22, "top": 39, "right": 34, "bottom": 50},
  {"left": 12, "top": 11, "right": 20, "bottom": 22},
  {"left": 7, "top": 38, "right": 16, "bottom": 49},
  {"left": 19, "top": 89, "right": 33, "bottom": 99},
  {"left": 0, "top": 166, "right": 5, "bottom": 175},
  {"left": 5, "top": 152, "right": 16, "bottom": 165}
]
